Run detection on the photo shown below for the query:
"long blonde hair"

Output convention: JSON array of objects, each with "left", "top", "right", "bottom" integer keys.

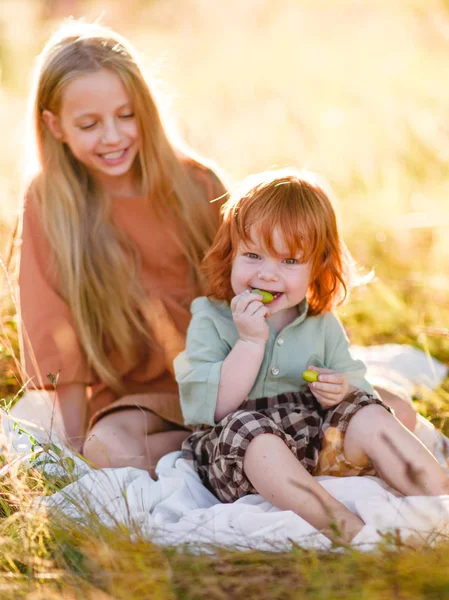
[{"left": 26, "top": 21, "right": 221, "bottom": 392}]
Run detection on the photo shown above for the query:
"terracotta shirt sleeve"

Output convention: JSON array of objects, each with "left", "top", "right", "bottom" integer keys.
[{"left": 18, "top": 196, "right": 93, "bottom": 389}]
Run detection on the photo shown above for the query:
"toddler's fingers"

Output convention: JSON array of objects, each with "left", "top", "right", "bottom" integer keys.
[
  {"left": 312, "top": 373, "right": 346, "bottom": 386},
  {"left": 243, "top": 299, "right": 267, "bottom": 317},
  {"left": 311, "top": 381, "right": 343, "bottom": 395},
  {"left": 231, "top": 291, "right": 257, "bottom": 313},
  {"left": 309, "top": 387, "right": 337, "bottom": 408},
  {"left": 230, "top": 293, "right": 244, "bottom": 312},
  {"left": 252, "top": 303, "right": 269, "bottom": 318}
]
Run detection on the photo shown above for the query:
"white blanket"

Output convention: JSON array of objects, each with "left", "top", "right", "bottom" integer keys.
[{"left": 2, "top": 344, "right": 449, "bottom": 552}]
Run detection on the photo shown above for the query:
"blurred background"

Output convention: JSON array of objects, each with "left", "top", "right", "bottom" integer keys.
[{"left": 1, "top": 0, "right": 449, "bottom": 393}]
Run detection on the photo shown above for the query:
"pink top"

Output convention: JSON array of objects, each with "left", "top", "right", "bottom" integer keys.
[{"left": 19, "top": 162, "right": 225, "bottom": 427}]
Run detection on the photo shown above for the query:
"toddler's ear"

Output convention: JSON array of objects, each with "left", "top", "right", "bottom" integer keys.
[{"left": 42, "top": 110, "right": 65, "bottom": 141}]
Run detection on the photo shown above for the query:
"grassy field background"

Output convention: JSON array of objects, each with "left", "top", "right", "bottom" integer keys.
[{"left": 1, "top": 0, "right": 449, "bottom": 597}]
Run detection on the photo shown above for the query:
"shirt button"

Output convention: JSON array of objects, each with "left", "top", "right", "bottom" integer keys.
[
  {"left": 271, "top": 367, "right": 280, "bottom": 376},
  {"left": 276, "top": 338, "right": 284, "bottom": 346}
]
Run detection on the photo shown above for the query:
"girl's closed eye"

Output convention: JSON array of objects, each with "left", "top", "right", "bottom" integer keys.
[
  {"left": 78, "top": 113, "right": 134, "bottom": 130},
  {"left": 79, "top": 122, "right": 97, "bottom": 130}
]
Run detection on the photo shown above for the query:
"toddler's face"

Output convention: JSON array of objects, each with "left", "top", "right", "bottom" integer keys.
[
  {"left": 45, "top": 68, "right": 140, "bottom": 194},
  {"left": 230, "top": 227, "right": 312, "bottom": 319}
]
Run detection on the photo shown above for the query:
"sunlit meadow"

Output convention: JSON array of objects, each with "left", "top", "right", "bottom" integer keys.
[{"left": 1, "top": 0, "right": 449, "bottom": 597}]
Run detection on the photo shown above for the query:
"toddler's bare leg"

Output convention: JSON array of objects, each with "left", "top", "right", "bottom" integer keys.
[
  {"left": 344, "top": 405, "right": 449, "bottom": 496},
  {"left": 243, "top": 433, "right": 364, "bottom": 542}
]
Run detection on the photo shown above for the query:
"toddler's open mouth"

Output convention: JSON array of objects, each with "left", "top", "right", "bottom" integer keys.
[{"left": 250, "top": 287, "right": 283, "bottom": 301}]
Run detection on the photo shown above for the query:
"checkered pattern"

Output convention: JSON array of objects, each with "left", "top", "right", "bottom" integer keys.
[{"left": 182, "top": 388, "right": 390, "bottom": 503}]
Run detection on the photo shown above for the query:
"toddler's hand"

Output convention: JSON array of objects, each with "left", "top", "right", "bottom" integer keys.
[
  {"left": 231, "top": 290, "right": 269, "bottom": 346},
  {"left": 306, "top": 365, "right": 352, "bottom": 408}
]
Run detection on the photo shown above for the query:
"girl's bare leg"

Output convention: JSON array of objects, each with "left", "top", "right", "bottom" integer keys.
[
  {"left": 243, "top": 433, "right": 364, "bottom": 542},
  {"left": 344, "top": 404, "right": 449, "bottom": 496},
  {"left": 374, "top": 385, "right": 417, "bottom": 432},
  {"left": 82, "top": 408, "right": 189, "bottom": 476}
]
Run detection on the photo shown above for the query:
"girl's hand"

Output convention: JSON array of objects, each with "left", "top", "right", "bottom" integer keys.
[
  {"left": 306, "top": 365, "right": 353, "bottom": 408},
  {"left": 231, "top": 290, "right": 270, "bottom": 346}
]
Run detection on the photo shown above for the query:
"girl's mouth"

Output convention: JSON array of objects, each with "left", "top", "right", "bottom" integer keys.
[{"left": 99, "top": 147, "right": 129, "bottom": 165}]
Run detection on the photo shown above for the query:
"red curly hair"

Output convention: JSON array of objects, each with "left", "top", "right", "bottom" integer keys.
[{"left": 204, "top": 168, "right": 357, "bottom": 316}]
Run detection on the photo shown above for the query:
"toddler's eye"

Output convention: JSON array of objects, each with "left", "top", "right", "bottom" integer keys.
[
  {"left": 284, "top": 258, "right": 297, "bottom": 264},
  {"left": 120, "top": 113, "right": 135, "bottom": 119},
  {"left": 246, "top": 253, "right": 260, "bottom": 259}
]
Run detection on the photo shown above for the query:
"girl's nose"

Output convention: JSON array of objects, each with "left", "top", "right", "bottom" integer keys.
[{"left": 102, "top": 119, "right": 121, "bottom": 144}]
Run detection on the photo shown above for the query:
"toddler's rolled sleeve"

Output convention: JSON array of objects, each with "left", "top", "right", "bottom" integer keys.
[{"left": 174, "top": 316, "right": 229, "bottom": 426}]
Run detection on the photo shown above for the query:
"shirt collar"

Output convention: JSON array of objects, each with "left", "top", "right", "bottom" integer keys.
[
  {"left": 268, "top": 297, "right": 309, "bottom": 335},
  {"left": 292, "top": 297, "right": 309, "bottom": 325}
]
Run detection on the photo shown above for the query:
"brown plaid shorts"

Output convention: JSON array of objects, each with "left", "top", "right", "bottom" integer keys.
[{"left": 182, "top": 388, "right": 391, "bottom": 503}]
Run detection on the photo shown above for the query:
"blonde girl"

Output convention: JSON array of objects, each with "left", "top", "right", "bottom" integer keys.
[
  {"left": 17, "top": 21, "right": 226, "bottom": 471},
  {"left": 175, "top": 169, "right": 449, "bottom": 542}
]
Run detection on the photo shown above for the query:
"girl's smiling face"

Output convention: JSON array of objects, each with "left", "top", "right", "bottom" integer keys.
[
  {"left": 230, "top": 227, "right": 312, "bottom": 323},
  {"left": 43, "top": 68, "right": 141, "bottom": 195}
]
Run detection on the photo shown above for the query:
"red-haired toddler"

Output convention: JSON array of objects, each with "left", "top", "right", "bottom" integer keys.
[{"left": 174, "top": 169, "right": 449, "bottom": 542}]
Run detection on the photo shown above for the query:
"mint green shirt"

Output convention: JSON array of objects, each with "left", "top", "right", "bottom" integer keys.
[{"left": 174, "top": 296, "right": 377, "bottom": 426}]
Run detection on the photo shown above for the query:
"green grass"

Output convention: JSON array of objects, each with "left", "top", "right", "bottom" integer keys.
[{"left": 1, "top": 0, "right": 449, "bottom": 597}]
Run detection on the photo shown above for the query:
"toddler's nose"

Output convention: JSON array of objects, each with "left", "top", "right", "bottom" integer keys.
[{"left": 258, "top": 267, "right": 278, "bottom": 282}]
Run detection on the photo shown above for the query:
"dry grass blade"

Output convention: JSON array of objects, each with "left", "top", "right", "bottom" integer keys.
[{"left": 417, "top": 327, "right": 449, "bottom": 339}]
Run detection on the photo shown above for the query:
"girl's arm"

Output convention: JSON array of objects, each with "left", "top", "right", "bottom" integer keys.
[
  {"left": 56, "top": 383, "right": 87, "bottom": 453},
  {"left": 19, "top": 192, "right": 93, "bottom": 399}
]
